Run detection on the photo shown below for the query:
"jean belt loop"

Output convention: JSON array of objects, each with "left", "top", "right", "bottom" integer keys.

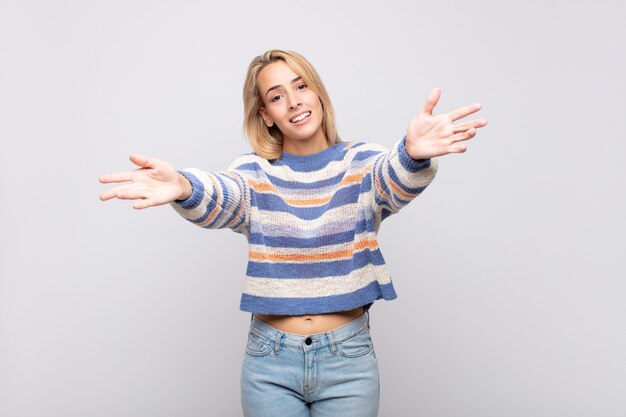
[
  {"left": 327, "top": 330, "right": 337, "bottom": 355},
  {"left": 274, "top": 331, "right": 283, "bottom": 354}
]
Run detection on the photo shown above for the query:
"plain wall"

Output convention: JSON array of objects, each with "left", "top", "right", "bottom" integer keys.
[{"left": 1, "top": 0, "right": 625, "bottom": 416}]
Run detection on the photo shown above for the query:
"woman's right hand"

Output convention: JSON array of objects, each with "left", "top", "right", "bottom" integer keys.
[{"left": 99, "top": 154, "right": 192, "bottom": 210}]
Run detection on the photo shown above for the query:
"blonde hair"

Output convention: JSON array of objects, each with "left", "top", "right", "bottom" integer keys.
[{"left": 243, "top": 50, "right": 340, "bottom": 160}]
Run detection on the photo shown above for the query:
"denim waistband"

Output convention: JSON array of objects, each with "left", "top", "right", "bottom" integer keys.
[{"left": 249, "top": 312, "right": 370, "bottom": 352}]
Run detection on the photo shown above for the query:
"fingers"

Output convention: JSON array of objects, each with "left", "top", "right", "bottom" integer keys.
[
  {"left": 100, "top": 184, "right": 160, "bottom": 209},
  {"left": 99, "top": 188, "right": 120, "bottom": 201},
  {"left": 99, "top": 153, "right": 159, "bottom": 184},
  {"left": 451, "top": 144, "right": 467, "bottom": 153},
  {"left": 98, "top": 171, "right": 135, "bottom": 184},
  {"left": 421, "top": 87, "right": 441, "bottom": 116},
  {"left": 449, "top": 127, "right": 477, "bottom": 143},
  {"left": 100, "top": 184, "right": 137, "bottom": 202},
  {"left": 448, "top": 103, "right": 482, "bottom": 122},
  {"left": 133, "top": 199, "right": 156, "bottom": 210},
  {"left": 99, "top": 190, "right": 116, "bottom": 201},
  {"left": 99, "top": 154, "right": 165, "bottom": 207},
  {"left": 451, "top": 118, "right": 488, "bottom": 134},
  {"left": 99, "top": 181, "right": 154, "bottom": 202}
]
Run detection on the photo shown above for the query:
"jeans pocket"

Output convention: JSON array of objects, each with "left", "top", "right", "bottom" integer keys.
[
  {"left": 336, "top": 328, "right": 374, "bottom": 358},
  {"left": 245, "top": 331, "right": 274, "bottom": 357}
]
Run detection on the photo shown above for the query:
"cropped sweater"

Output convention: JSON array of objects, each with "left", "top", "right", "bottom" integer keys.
[{"left": 172, "top": 136, "right": 438, "bottom": 315}]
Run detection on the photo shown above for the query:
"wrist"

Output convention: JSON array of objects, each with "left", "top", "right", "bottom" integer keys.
[
  {"left": 177, "top": 172, "right": 193, "bottom": 201},
  {"left": 399, "top": 136, "right": 432, "bottom": 172}
]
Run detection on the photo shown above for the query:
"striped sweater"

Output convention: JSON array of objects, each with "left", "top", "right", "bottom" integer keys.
[{"left": 172, "top": 136, "right": 438, "bottom": 315}]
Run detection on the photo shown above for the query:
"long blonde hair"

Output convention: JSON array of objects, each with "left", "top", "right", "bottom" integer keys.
[{"left": 243, "top": 50, "right": 340, "bottom": 160}]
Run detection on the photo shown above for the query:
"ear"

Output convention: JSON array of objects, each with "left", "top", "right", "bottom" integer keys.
[{"left": 259, "top": 107, "right": 274, "bottom": 127}]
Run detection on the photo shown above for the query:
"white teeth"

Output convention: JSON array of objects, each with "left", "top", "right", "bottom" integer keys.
[{"left": 290, "top": 112, "right": 311, "bottom": 123}]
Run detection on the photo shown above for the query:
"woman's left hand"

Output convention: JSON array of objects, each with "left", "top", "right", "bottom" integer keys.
[{"left": 405, "top": 87, "right": 487, "bottom": 160}]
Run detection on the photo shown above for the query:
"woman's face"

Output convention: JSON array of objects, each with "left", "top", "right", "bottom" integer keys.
[{"left": 257, "top": 61, "right": 327, "bottom": 152}]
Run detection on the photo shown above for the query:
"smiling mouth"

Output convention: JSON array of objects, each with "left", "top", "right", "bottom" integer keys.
[{"left": 290, "top": 111, "right": 311, "bottom": 123}]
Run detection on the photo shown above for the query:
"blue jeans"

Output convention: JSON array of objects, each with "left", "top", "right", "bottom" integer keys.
[{"left": 241, "top": 312, "right": 380, "bottom": 417}]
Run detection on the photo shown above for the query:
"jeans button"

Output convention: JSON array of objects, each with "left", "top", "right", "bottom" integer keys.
[{"left": 305, "top": 337, "right": 312, "bottom": 345}]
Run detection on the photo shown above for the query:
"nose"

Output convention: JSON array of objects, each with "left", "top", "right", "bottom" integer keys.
[{"left": 288, "top": 94, "right": 301, "bottom": 110}]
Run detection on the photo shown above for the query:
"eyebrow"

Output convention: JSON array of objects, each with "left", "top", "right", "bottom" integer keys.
[{"left": 265, "top": 76, "right": 302, "bottom": 98}]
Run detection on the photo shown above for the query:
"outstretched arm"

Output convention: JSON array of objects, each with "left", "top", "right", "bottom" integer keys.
[
  {"left": 405, "top": 87, "right": 487, "bottom": 159},
  {"left": 100, "top": 154, "right": 250, "bottom": 234},
  {"left": 99, "top": 154, "right": 191, "bottom": 210},
  {"left": 370, "top": 88, "right": 487, "bottom": 226}
]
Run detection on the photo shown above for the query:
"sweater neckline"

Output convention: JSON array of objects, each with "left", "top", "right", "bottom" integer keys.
[{"left": 279, "top": 142, "right": 345, "bottom": 169}]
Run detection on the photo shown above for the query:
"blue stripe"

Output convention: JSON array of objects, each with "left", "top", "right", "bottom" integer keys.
[
  {"left": 251, "top": 183, "right": 363, "bottom": 220},
  {"left": 249, "top": 219, "right": 373, "bottom": 247},
  {"left": 215, "top": 174, "right": 232, "bottom": 209},
  {"left": 216, "top": 175, "right": 244, "bottom": 229},
  {"left": 346, "top": 142, "right": 369, "bottom": 152},
  {"left": 239, "top": 281, "right": 397, "bottom": 315},
  {"left": 176, "top": 171, "right": 204, "bottom": 209},
  {"left": 373, "top": 157, "right": 392, "bottom": 206},
  {"left": 249, "top": 230, "right": 353, "bottom": 248},
  {"left": 398, "top": 136, "right": 431, "bottom": 172},
  {"left": 356, "top": 217, "right": 375, "bottom": 233},
  {"left": 272, "top": 143, "right": 347, "bottom": 172},
  {"left": 193, "top": 186, "right": 220, "bottom": 226},
  {"left": 228, "top": 171, "right": 248, "bottom": 229},
  {"left": 352, "top": 149, "right": 380, "bottom": 162},
  {"left": 262, "top": 170, "right": 346, "bottom": 190},
  {"left": 361, "top": 173, "right": 373, "bottom": 193},
  {"left": 204, "top": 208, "right": 222, "bottom": 229},
  {"left": 233, "top": 161, "right": 262, "bottom": 172},
  {"left": 373, "top": 158, "right": 417, "bottom": 211},
  {"left": 386, "top": 161, "right": 427, "bottom": 195},
  {"left": 246, "top": 250, "right": 386, "bottom": 278},
  {"left": 185, "top": 175, "right": 230, "bottom": 229},
  {"left": 230, "top": 214, "right": 246, "bottom": 230},
  {"left": 375, "top": 199, "right": 392, "bottom": 213},
  {"left": 221, "top": 201, "right": 243, "bottom": 230}
]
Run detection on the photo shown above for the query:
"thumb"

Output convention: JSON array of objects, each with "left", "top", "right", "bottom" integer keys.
[
  {"left": 421, "top": 87, "right": 441, "bottom": 116},
  {"left": 129, "top": 153, "right": 158, "bottom": 169}
]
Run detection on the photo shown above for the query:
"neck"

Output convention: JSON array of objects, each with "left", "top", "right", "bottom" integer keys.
[{"left": 282, "top": 132, "right": 329, "bottom": 156}]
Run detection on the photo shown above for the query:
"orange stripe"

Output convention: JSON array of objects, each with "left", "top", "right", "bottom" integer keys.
[
  {"left": 339, "top": 171, "right": 365, "bottom": 186},
  {"left": 387, "top": 177, "right": 415, "bottom": 200},
  {"left": 283, "top": 173, "right": 364, "bottom": 206},
  {"left": 250, "top": 170, "right": 369, "bottom": 207},
  {"left": 284, "top": 195, "right": 332, "bottom": 206},
  {"left": 199, "top": 174, "right": 221, "bottom": 227},
  {"left": 374, "top": 160, "right": 391, "bottom": 203},
  {"left": 223, "top": 172, "right": 246, "bottom": 228},
  {"left": 249, "top": 239, "right": 379, "bottom": 262},
  {"left": 249, "top": 180, "right": 277, "bottom": 193}
]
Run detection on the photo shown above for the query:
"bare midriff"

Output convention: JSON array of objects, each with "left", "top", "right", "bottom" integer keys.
[{"left": 255, "top": 306, "right": 365, "bottom": 335}]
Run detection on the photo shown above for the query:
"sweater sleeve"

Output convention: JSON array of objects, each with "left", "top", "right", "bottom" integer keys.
[
  {"left": 370, "top": 136, "right": 438, "bottom": 225},
  {"left": 170, "top": 159, "right": 250, "bottom": 236}
]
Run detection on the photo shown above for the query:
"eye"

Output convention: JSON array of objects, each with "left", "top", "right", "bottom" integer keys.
[
  {"left": 296, "top": 83, "right": 308, "bottom": 90},
  {"left": 271, "top": 94, "right": 283, "bottom": 102}
]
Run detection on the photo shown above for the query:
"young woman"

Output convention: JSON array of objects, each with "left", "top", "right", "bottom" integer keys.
[{"left": 100, "top": 49, "right": 487, "bottom": 417}]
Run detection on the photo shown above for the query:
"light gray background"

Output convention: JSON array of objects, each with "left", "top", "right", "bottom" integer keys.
[{"left": 1, "top": 0, "right": 624, "bottom": 416}]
